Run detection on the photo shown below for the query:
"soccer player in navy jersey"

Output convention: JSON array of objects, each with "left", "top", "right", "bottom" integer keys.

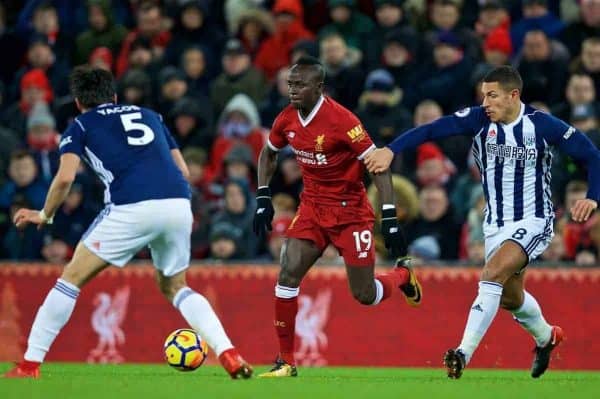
[
  {"left": 365, "top": 66, "right": 600, "bottom": 379},
  {"left": 4, "top": 67, "right": 252, "bottom": 379}
]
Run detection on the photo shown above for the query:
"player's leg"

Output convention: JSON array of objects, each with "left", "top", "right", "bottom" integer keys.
[
  {"left": 156, "top": 270, "right": 252, "bottom": 379},
  {"left": 445, "top": 240, "right": 526, "bottom": 379},
  {"left": 4, "top": 242, "right": 108, "bottom": 378},
  {"left": 502, "top": 271, "right": 563, "bottom": 378},
  {"left": 334, "top": 222, "right": 420, "bottom": 307},
  {"left": 149, "top": 198, "right": 251, "bottom": 379},
  {"left": 259, "top": 237, "right": 322, "bottom": 378}
]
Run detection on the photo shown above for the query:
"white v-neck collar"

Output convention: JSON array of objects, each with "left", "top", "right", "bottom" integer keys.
[{"left": 297, "top": 95, "right": 325, "bottom": 127}]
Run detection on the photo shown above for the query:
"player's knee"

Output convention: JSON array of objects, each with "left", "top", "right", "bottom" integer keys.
[
  {"left": 158, "top": 281, "right": 186, "bottom": 302},
  {"left": 500, "top": 295, "right": 521, "bottom": 310},
  {"left": 481, "top": 266, "right": 510, "bottom": 284},
  {"left": 351, "top": 288, "right": 375, "bottom": 305}
]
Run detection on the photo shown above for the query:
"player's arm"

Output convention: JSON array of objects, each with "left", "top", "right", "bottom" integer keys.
[
  {"left": 547, "top": 122, "right": 600, "bottom": 222},
  {"left": 171, "top": 149, "right": 190, "bottom": 180},
  {"left": 14, "top": 154, "right": 80, "bottom": 229},
  {"left": 254, "top": 115, "right": 288, "bottom": 237},
  {"left": 364, "top": 107, "right": 485, "bottom": 173}
]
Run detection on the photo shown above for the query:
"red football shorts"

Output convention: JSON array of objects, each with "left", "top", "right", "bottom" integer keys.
[{"left": 285, "top": 197, "right": 375, "bottom": 266}]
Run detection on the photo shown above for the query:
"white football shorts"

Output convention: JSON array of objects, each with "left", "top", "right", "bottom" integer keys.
[
  {"left": 82, "top": 198, "right": 192, "bottom": 276},
  {"left": 484, "top": 217, "right": 554, "bottom": 264}
]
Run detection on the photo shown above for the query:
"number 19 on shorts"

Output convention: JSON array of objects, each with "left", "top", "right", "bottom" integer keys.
[{"left": 352, "top": 230, "right": 372, "bottom": 258}]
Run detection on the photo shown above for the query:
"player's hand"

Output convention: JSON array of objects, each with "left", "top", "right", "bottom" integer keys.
[
  {"left": 364, "top": 147, "right": 394, "bottom": 174},
  {"left": 13, "top": 208, "right": 45, "bottom": 230},
  {"left": 253, "top": 187, "right": 274, "bottom": 239},
  {"left": 570, "top": 199, "right": 598, "bottom": 223},
  {"left": 380, "top": 207, "right": 407, "bottom": 258}
]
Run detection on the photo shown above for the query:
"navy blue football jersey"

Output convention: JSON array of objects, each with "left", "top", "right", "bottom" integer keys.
[{"left": 59, "top": 103, "right": 190, "bottom": 205}]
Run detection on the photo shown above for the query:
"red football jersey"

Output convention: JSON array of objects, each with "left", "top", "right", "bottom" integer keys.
[{"left": 268, "top": 96, "right": 375, "bottom": 204}]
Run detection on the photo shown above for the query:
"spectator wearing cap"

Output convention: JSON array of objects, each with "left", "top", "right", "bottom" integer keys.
[
  {"left": 157, "top": 66, "right": 189, "bottom": 116},
  {"left": 11, "top": 34, "right": 70, "bottom": 102},
  {"left": 380, "top": 29, "right": 420, "bottom": 105},
  {"left": 169, "top": 96, "right": 214, "bottom": 151},
  {"left": 320, "top": 32, "right": 365, "bottom": 110},
  {"left": 415, "top": 142, "right": 457, "bottom": 190},
  {"left": 475, "top": 1, "right": 511, "bottom": 39},
  {"left": 210, "top": 93, "right": 266, "bottom": 181},
  {"left": 181, "top": 45, "right": 213, "bottom": 98},
  {"left": 2, "top": 68, "right": 54, "bottom": 138},
  {"left": 318, "top": 0, "right": 374, "bottom": 57},
  {"left": 561, "top": 0, "right": 600, "bottom": 60},
  {"left": 510, "top": 0, "right": 564, "bottom": 54},
  {"left": 232, "top": 8, "right": 275, "bottom": 60},
  {"left": 26, "top": 102, "right": 60, "bottom": 183},
  {"left": 211, "top": 178, "right": 258, "bottom": 259},
  {"left": 415, "top": 31, "right": 474, "bottom": 113},
  {"left": 74, "top": 0, "right": 128, "bottom": 66},
  {"left": 551, "top": 73, "right": 598, "bottom": 122},
  {"left": 116, "top": 2, "right": 172, "bottom": 78},
  {"left": 364, "top": 0, "right": 420, "bottom": 70},
  {"left": 88, "top": 46, "right": 113, "bottom": 72},
  {"left": 367, "top": 174, "right": 419, "bottom": 260},
  {"left": 254, "top": 0, "right": 314, "bottom": 80},
  {"left": 355, "top": 69, "right": 412, "bottom": 147},
  {"left": 164, "top": 0, "right": 226, "bottom": 69},
  {"left": 211, "top": 38, "right": 268, "bottom": 116},
  {"left": 208, "top": 221, "right": 244, "bottom": 260},
  {"left": 405, "top": 185, "right": 461, "bottom": 260},
  {"left": 223, "top": 144, "right": 256, "bottom": 187},
  {"left": 514, "top": 29, "right": 569, "bottom": 105},
  {"left": 118, "top": 68, "right": 153, "bottom": 108},
  {"left": 424, "top": 0, "right": 482, "bottom": 64}
]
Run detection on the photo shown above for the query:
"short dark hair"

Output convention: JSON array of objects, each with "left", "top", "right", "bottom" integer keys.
[
  {"left": 483, "top": 65, "right": 523, "bottom": 92},
  {"left": 69, "top": 66, "right": 115, "bottom": 109},
  {"left": 294, "top": 55, "right": 325, "bottom": 82}
]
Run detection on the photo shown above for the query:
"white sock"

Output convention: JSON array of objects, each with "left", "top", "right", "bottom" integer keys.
[
  {"left": 511, "top": 291, "right": 552, "bottom": 347},
  {"left": 369, "top": 279, "right": 384, "bottom": 306},
  {"left": 458, "top": 281, "right": 503, "bottom": 364},
  {"left": 173, "top": 287, "right": 233, "bottom": 356},
  {"left": 24, "top": 279, "right": 80, "bottom": 362}
]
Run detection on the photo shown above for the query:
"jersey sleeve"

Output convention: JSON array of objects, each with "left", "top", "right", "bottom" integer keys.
[
  {"left": 157, "top": 113, "right": 178, "bottom": 149},
  {"left": 539, "top": 113, "right": 600, "bottom": 202},
  {"left": 388, "top": 106, "right": 487, "bottom": 154},
  {"left": 59, "top": 119, "right": 85, "bottom": 157},
  {"left": 267, "top": 113, "right": 288, "bottom": 151},
  {"left": 339, "top": 112, "right": 375, "bottom": 160}
]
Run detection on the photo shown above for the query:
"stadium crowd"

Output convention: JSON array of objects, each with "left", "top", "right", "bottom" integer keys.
[{"left": 0, "top": 0, "right": 599, "bottom": 265}]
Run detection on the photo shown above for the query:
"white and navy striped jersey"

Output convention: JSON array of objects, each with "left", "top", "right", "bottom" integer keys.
[
  {"left": 59, "top": 103, "right": 190, "bottom": 205},
  {"left": 387, "top": 103, "right": 600, "bottom": 229}
]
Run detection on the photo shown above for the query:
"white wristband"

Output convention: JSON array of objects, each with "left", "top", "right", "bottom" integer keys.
[
  {"left": 382, "top": 204, "right": 396, "bottom": 210},
  {"left": 39, "top": 209, "right": 54, "bottom": 224}
]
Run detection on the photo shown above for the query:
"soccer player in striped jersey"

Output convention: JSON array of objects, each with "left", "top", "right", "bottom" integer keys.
[
  {"left": 365, "top": 66, "right": 600, "bottom": 379},
  {"left": 4, "top": 67, "right": 252, "bottom": 379}
]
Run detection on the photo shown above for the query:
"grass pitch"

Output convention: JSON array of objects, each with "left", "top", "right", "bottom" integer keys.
[{"left": 1, "top": 363, "right": 599, "bottom": 399}]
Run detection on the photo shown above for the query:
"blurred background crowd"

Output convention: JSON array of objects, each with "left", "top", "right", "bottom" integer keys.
[{"left": 0, "top": 0, "right": 599, "bottom": 265}]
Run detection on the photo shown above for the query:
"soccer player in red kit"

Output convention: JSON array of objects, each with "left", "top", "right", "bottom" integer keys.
[{"left": 253, "top": 56, "right": 423, "bottom": 377}]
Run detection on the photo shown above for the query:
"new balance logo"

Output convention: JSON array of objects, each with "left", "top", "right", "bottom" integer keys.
[
  {"left": 471, "top": 304, "right": 483, "bottom": 312},
  {"left": 316, "top": 153, "right": 328, "bottom": 165},
  {"left": 358, "top": 252, "right": 368, "bottom": 259}
]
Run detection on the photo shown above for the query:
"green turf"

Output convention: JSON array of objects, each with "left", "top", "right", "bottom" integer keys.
[{"left": 1, "top": 363, "right": 599, "bottom": 399}]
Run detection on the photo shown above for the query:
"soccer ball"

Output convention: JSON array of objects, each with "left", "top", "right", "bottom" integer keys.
[{"left": 164, "top": 329, "right": 208, "bottom": 371}]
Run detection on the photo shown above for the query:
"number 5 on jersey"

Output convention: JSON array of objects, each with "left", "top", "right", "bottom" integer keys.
[{"left": 120, "top": 112, "right": 155, "bottom": 145}]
